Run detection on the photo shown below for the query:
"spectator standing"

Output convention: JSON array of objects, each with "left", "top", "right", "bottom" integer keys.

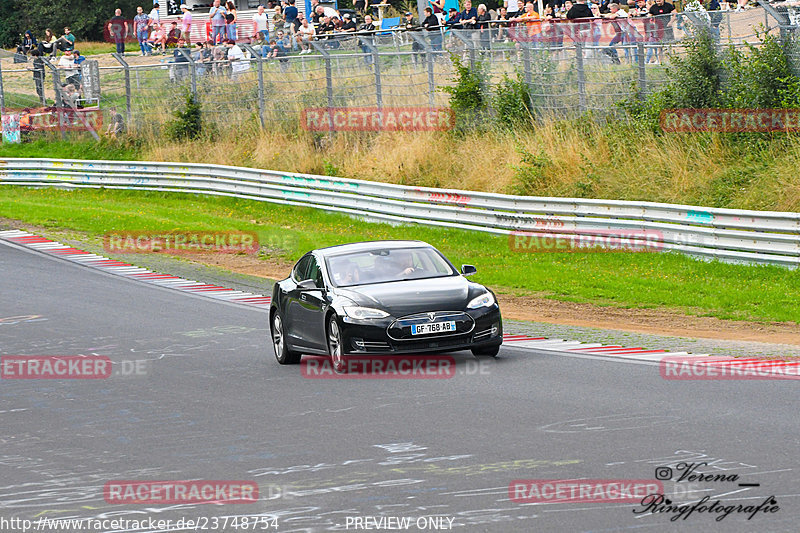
[
  {"left": 39, "top": 29, "right": 57, "bottom": 58},
  {"left": 447, "top": 8, "right": 462, "bottom": 28},
  {"left": 56, "top": 27, "right": 75, "bottom": 53},
  {"left": 108, "top": 9, "right": 128, "bottom": 55},
  {"left": 134, "top": 7, "right": 152, "bottom": 55},
  {"left": 226, "top": 1, "right": 238, "bottom": 42},
  {"left": 648, "top": 0, "right": 674, "bottom": 63},
  {"left": 476, "top": 4, "right": 492, "bottom": 48},
  {"left": 254, "top": 5, "right": 270, "bottom": 41},
  {"left": 58, "top": 50, "right": 81, "bottom": 88},
  {"left": 209, "top": 0, "right": 228, "bottom": 44},
  {"left": 30, "top": 50, "right": 46, "bottom": 105},
  {"left": 149, "top": 3, "right": 161, "bottom": 28},
  {"left": 272, "top": 5, "right": 285, "bottom": 34},
  {"left": 358, "top": 14, "right": 376, "bottom": 62},
  {"left": 284, "top": 0, "right": 299, "bottom": 34},
  {"left": 506, "top": 0, "right": 521, "bottom": 17},
  {"left": 461, "top": 0, "right": 479, "bottom": 29},
  {"left": 422, "top": 7, "right": 442, "bottom": 50},
  {"left": 193, "top": 42, "right": 207, "bottom": 75},
  {"left": 180, "top": 4, "right": 193, "bottom": 43},
  {"left": 599, "top": 2, "right": 627, "bottom": 62}
]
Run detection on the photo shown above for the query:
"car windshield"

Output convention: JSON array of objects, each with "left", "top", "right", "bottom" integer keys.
[{"left": 326, "top": 247, "right": 456, "bottom": 287}]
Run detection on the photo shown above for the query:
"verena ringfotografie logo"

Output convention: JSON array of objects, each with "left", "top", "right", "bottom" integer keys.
[
  {"left": 1, "top": 356, "right": 111, "bottom": 379},
  {"left": 660, "top": 356, "right": 800, "bottom": 380},
  {"left": 104, "top": 231, "right": 258, "bottom": 254},
  {"left": 301, "top": 355, "right": 457, "bottom": 379},
  {"left": 300, "top": 107, "right": 454, "bottom": 132},
  {"left": 661, "top": 109, "right": 800, "bottom": 132},
  {"left": 103, "top": 481, "right": 259, "bottom": 504},
  {"left": 509, "top": 230, "right": 662, "bottom": 253},
  {"left": 509, "top": 479, "right": 663, "bottom": 503}
]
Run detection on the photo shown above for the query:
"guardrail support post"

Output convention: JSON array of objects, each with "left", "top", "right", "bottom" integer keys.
[
  {"left": 0, "top": 59, "right": 5, "bottom": 116},
  {"left": 112, "top": 53, "right": 132, "bottom": 130},
  {"left": 637, "top": 42, "right": 647, "bottom": 99},
  {"left": 575, "top": 42, "right": 586, "bottom": 113}
]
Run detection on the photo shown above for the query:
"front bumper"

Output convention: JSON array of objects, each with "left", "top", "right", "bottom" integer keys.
[{"left": 339, "top": 306, "right": 502, "bottom": 355}]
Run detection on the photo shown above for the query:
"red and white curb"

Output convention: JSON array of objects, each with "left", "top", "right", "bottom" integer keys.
[
  {"left": 0, "top": 229, "right": 271, "bottom": 309},
  {"left": 501, "top": 333, "right": 707, "bottom": 360},
  {"left": 502, "top": 334, "right": 800, "bottom": 376}
]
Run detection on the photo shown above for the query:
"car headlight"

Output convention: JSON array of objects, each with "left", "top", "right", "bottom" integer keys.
[
  {"left": 343, "top": 306, "right": 390, "bottom": 319},
  {"left": 467, "top": 292, "right": 495, "bottom": 309}
]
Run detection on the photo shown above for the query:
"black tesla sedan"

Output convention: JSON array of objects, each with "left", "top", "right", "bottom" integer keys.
[{"left": 269, "top": 240, "right": 503, "bottom": 371}]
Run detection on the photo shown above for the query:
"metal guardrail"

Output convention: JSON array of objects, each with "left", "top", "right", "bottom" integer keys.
[{"left": 1, "top": 157, "right": 798, "bottom": 267}]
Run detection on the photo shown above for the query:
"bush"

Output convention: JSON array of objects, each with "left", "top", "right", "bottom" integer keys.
[
  {"left": 441, "top": 55, "right": 488, "bottom": 132},
  {"left": 723, "top": 32, "right": 800, "bottom": 109},
  {"left": 509, "top": 145, "right": 552, "bottom": 195},
  {"left": 164, "top": 90, "right": 203, "bottom": 141},
  {"left": 494, "top": 71, "right": 533, "bottom": 131}
]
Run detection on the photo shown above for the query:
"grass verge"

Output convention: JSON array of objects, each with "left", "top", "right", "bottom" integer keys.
[{"left": 1, "top": 186, "right": 798, "bottom": 324}]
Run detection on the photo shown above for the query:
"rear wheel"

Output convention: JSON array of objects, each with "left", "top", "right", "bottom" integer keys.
[
  {"left": 327, "top": 316, "right": 346, "bottom": 373},
  {"left": 272, "top": 311, "right": 301, "bottom": 364},
  {"left": 472, "top": 345, "right": 500, "bottom": 357}
]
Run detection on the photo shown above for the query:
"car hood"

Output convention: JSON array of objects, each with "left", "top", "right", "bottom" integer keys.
[{"left": 335, "top": 275, "right": 476, "bottom": 317}]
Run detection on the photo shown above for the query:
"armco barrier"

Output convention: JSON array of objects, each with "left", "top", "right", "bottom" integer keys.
[{"left": 1, "top": 158, "right": 798, "bottom": 268}]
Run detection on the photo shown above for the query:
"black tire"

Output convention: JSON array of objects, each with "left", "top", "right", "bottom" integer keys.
[
  {"left": 471, "top": 345, "right": 500, "bottom": 357},
  {"left": 327, "top": 315, "right": 347, "bottom": 373},
  {"left": 272, "top": 311, "right": 301, "bottom": 364}
]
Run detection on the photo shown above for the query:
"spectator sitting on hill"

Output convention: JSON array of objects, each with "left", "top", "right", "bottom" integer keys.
[
  {"left": 39, "top": 28, "right": 58, "bottom": 57},
  {"left": 61, "top": 83, "right": 79, "bottom": 109},
  {"left": 296, "top": 18, "right": 316, "bottom": 54},
  {"left": 55, "top": 27, "right": 75, "bottom": 53},
  {"left": 17, "top": 30, "right": 38, "bottom": 56},
  {"left": 164, "top": 21, "right": 182, "bottom": 48},
  {"left": 104, "top": 106, "right": 125, "bottom": 138},
  {"left": 342, "top": 13, "right": 358, "bottom": 31}
]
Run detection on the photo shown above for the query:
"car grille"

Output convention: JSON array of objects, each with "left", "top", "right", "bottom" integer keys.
[{"left": 387, "top": 311, "right": 475, "bottom": 341}]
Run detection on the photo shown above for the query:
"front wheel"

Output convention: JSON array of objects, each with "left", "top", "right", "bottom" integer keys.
[
  {"left": 272, "top": 311, "right": 301, "bottom": 364},
  {"left": 472, "top": 345, "right": 500, "bottom": 357},
  {"left": 327, "top": 316, "right": 346, "bottom": 373}
]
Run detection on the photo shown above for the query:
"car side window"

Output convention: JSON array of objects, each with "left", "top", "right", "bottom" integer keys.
[
  {"left": 293, "top": 255, "right": 311, "bottom": 283},
  {"left": 306, "top": 256, "right": 324, "bottom": 288}
]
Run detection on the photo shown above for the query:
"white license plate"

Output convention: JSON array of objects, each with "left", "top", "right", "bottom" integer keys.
[{"left": 411, "top": 321, "right": 456, "bottom": 335}]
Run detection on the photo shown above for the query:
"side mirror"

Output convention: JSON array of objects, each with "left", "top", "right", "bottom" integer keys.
[
  {"left": 461, "top": 264, "right": 477, "bottom": 277},
  {"left": 297, "top": 279, "right": 317, "bottom": 290}
]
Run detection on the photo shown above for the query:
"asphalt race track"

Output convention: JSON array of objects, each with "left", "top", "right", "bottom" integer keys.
[{"left": 1, "top": 238, "right": 798, "bottom": 533}]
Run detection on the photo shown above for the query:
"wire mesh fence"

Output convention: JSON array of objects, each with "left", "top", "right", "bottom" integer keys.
[{"left": 0, "top": 6, "right": 796, "bottom": 139}]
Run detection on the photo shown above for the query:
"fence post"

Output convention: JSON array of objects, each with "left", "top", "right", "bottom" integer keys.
[
  {"left": 42, "top": 57, "right": 66, "bottom": 140},
  {"left": 359, "top": 36, "right": 382, "bottom": 110},
  {"left": 410, "top": 32, "right": 436, "bottom": 108},
  {"left": 243, "top": 44, "right": 266, "bottom": 129},
  {"left": 178, "top": 47, "right": 197, "bottom": 96},
  {"left": 112, "top": 53, "right": 132, "bottom": 129},
  {"left": 575, "top": 42, "right": 586, "bottom": 113},
  {"left": 522, "top": 44, "right": 534, "bottom": 110},
  {"left": 310, "top": 41, "right": 335, "bottom": 134},
  {"left": 637, "top": 42, "right": 647, "bottom": 99}
]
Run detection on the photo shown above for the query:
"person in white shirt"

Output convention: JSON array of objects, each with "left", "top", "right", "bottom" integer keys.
[
  {"left": 505, "top": 0, "right": 520, "bottom": 17},
  {"left": 296, "top": 18, "right": 315, "bottom": 53},
  {"left": 253, "top": 5, "right": 270, "bottom": 41},
  {"left": 227, "top": 41, "right": 251, "bottom": 78},
  {"left": 149, "top": 2, "right": 161, "bottom": 25}
]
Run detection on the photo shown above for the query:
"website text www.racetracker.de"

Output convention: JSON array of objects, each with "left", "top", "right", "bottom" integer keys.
[{"left": 0, "top": 515, "right": 278, "bottom": 532}]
